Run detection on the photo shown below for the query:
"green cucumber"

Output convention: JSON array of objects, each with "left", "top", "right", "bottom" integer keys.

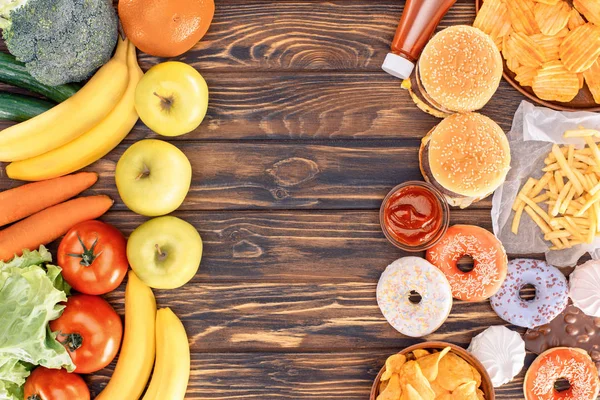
[
  {"left": 0, "top": 53, "right": 80, "bottom": 102},
  {"left": 0, "top": 92, "right": 54, "bottom": 122}
]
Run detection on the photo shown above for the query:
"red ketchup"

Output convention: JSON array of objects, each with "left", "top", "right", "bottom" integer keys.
[
  {"left": 380, "top": 182, "right": 449, "bottom": 251},
  {"left": 382, "top": 0, "right": 457, "bottom": 79}
]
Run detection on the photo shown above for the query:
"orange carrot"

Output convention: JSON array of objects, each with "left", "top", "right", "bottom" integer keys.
[
  {"left": 0, "top": 172, "right": 98, "bottom": 227},
  {"left": 0, "top": 195, "right": 113, "bottom": 261}
]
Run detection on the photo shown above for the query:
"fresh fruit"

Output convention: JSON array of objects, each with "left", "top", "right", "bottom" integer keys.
[
  {"left": 0, "top": 195, "right": 113, "bottom": 261},
  {"left": 142, "top": 308, "right": 190, "bottom": 400},
  {"left": 127, "top": 216, "right": 202, "bottom": 289},
  {"left": 58, "top": 220, "right": 128, "bottom": 295},
  {"left": 6, "top": 41, "right": 144, "bottom": 181},
  {"left": 134, "top": 61, "right": 209, "bottom": 136},
  {"left": 0, "top": 37, "right": 129, "bottom": 162},
  {"left": 115, "top": 139, "right": 192, "bottom": 216},
  {"left": 0, "top": 172, "right": 97, "bottom": 227},
  {"left": 23, "top": 367, "right": 90, "bottom": 400},
  {"left": 50, "top": 294, "right": 123, "bottom": 374},
  {"left": 96, "top": 272, "right": 156, "bottom": 400},
  {"left": 119, "top": 0, "right": 214, "bottom": 57}
]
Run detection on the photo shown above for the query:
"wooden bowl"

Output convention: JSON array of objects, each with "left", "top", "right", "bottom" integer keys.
[
  {"left": 369, "top": 341, "right": 496, "bottom": 400},
  {"left": 474, "top": 0, "right": 600, "bottom": 112}
]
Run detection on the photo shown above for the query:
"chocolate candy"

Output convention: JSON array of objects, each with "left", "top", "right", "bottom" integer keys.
[{"left": 523, "top": 303, "right": 600, "bottom": 373}]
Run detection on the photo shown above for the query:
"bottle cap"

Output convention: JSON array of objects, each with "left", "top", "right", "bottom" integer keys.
[{"left": 382, "top": 52, "right": 415, "bottom": 79}]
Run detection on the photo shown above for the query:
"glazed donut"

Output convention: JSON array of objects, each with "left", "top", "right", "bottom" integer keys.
[
  {"left": 524, "top": 347, "right": 600, "bottom": 400},
  {"left": 425, "top": 225, "right": 508, "bottom": 301},
  {"left": 377, "top": 257, "right": 453, "bottom": 337},
  {"left": 490, "top": 259, "right": 569, "bottom": 329}
]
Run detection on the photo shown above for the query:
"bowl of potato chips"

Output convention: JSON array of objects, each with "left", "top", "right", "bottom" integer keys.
[
  {"left": 474, "top": 0, "right": 600, "bottom": 112},
  {"left": 370, "top": 342, "right": 495, "bottom": 400}
]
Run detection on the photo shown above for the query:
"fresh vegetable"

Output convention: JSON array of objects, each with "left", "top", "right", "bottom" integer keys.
[
  {"left": 0, "top": 38, "right": 129, "bottom": 162},
  {"left": 0, "top": 247, "right": 74, "bottom": 400},
  {"left": 127, "top": 216, "right": 202, "bottom": 289},
  {"left": 58, "top": 220, "right": 128, "bottom": 295},
  {"left": 116, "top": 140, "right": 192, "bottom": 216},
  {"left": 0, "top": 53, "right": 80, "bottom": 102},
  {"left": 0, "top": 195, "right": 114, "bottom": 261},
  {"left": 6, "top": 41, "right": 142, "bottom": 181},
  {"left": 0, "top": 172, "right": 98, "bottom": 228},
  {"left": 135, "top": 61, "right": 209, "bottom": 137},
  {"left": 96, "top": 272, "right": 156, "bottom": 400},
  {"left": 0, "top": 0, "right": 118, "bottom": 86},
  {"left": 23, "top": 367, "right": 89, "bottom": 400},
  {"left": 142, "top": 308, "right": 190, "bottom": 400},
  {"left": 49, "top": 294, "right": 122, "bottom": 374},
  {"left": 0, "top": 92, "right": 53, "bottom": 122},
  {"left": 119, "top": 0, "right": 214, "bottom": 57}
]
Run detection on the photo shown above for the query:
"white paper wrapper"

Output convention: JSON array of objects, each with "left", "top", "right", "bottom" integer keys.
[{"left": 491, "top": 101, "right": 600, "bottom": 267}]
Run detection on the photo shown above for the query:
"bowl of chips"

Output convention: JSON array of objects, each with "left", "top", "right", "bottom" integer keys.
[
  {"left": 370, "top": 341, "right": 495, "bottom": 400},
  {"left": 474, "top": 0, "right": 600, "bottom": 112}
]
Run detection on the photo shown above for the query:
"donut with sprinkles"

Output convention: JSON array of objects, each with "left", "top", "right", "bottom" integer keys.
[{"left": 426, "top": 225, "right": 508, "bottom": 301}]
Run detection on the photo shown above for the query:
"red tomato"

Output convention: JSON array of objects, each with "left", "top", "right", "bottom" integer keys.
[
  {"left": 50, "top": 295, "right": 123, "bottom": 373},
  {"left": 58, "top": 220, "right": 128, "bottom": 295},
  {"left": 23, "top": 367, "right": 89, "bottom": 400}
]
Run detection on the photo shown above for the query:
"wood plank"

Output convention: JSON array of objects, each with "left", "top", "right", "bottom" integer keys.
[
  {"left": 96, "top": 209, "right": 494, "bottom": 283},
  {"left": 0, "top": 141, "right": 500, "bottom": 210},
  {"left": 87, "top": 351, "right": 531, "bottom": 399}
]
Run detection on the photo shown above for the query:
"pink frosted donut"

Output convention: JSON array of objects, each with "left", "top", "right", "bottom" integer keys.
[{"left": 490, "top": 259, "right": 568, "bottom": 329}]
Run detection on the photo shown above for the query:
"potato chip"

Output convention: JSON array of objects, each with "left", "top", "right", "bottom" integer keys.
[
  {"left": 403, "top": 384, "right": 424, "bottom": 400},
  {"left": 430, "top": 380, "right": 451, "bottom": 398},
  {"left": 452, "top": 381, "right": 479, "bottom": 400},
  {"left": 416, "top": 347, "right": 451, "bottom": 382},
  {"left": 534, "top": 1, "right": 571, "bottom": 36},
  {"left": 578, "top": 72, "right": 584, "bottom": 89},
  {"left": 532, "top": 60, "right": 580, "bottom": 102},
  {"left": 568, "top": 8, "right": 587, "bottom": 30},
  {"left": 399, "top": 361, "right": 435, "bottom": 400},
  {"left": 506, "top": 32, "right": 545, "bottom": 67},
  {"left": 514, "top": 65, "right": 538, "bottom": 86},
  {"left": 435, "top": 353, "right": 476, "bottom": 392},
  {"left": 574, "top": 0, "right": 600, "bottom": 26},
  {"left": 412, "top": 349, "right": 430, "bottom": 359},
  {"left": 584, "top": 58, "right": 600, "bottom": 103},
  {"left": 505, "top": 0, "right": 540, "bottom": 35},
  {"left": 530, "top": 30, "right": 567, "bottom": 62},
  {"left": 382, "top": 353, "right": 407, "bottom": 381},
  {"left": 437, "top": 395, "right": 453, "bottom": 400},
  {"left": 476, "top": 389, "right": 485, "bottom": 400},
  {"left": 377, "top": 374, "right": 402, "bottom": 400},
  {"left": 560, "top": 23, "right": 600, "bottom": 73},
  {"left": 379, "top": 379, "right": 388, "bottom": 394},
  {"left": 469, "top": 365, "right": 482, "bottom": 387},
  {"left": 474, "top": 0, "right": 512, "bottom": 47},
  {"left": 534, "top": 0, "right": 562, "bottom": 4}
]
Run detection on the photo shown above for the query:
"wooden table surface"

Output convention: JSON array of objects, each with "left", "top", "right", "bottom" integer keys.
[{"left": 0, "top": 1, "right": 557, "bottom": 399}]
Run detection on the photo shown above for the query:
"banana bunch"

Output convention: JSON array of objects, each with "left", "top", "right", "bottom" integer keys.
[
  {"left": 97, "top": 272, "right": 190, "bottom": 400},
  {"left": 4, "top": 37, "right": 143, "bottom": 181}
]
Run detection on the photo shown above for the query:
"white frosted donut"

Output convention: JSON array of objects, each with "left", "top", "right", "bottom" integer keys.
[
  {"left": 377, "top": 257, "right": 453, "bottom": 337},
  {"left": 569, "top": 260, "right": 600, "bottom": 317},
  {"left": 490, "top": 259, "right": 568, "bottom": 328}
]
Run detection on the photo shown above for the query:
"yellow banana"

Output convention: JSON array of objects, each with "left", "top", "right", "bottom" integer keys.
[
  {"left": 96, "top": 271, "right": 156, "bottom": 400},
  {"left": 6, "top": 40, "right": 143, "bottom": 181},
  {"left": 0, "top": 37, "right": 129, "bottom": 162},
  {"left": 142, "top": 308, "right": 191, "bottom": 400}
]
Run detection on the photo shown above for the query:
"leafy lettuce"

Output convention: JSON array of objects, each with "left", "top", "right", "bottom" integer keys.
[{"left": 0, "top": 246, "right": 74, "bottom": 400}]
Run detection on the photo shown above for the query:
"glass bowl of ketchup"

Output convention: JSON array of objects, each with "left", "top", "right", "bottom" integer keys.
[{"left": 380, "top": 181, "right": 449, "bottom": 252}]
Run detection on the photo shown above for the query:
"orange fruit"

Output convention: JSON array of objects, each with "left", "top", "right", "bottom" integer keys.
[{"left": 119, "top": 0, "right": 215, "bottom": 57}]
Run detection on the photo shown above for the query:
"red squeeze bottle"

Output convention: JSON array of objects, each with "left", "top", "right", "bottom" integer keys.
[{"left": 382, "top": 0, "right": 457, "bottom": 79}]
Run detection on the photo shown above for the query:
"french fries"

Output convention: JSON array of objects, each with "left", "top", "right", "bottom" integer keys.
[{"left": 512, "top": 128, "right": 600, "bottom": 249}]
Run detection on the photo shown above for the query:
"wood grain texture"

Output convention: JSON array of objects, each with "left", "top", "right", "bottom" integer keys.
[{"left": 0, "top": 141, "right": 499, "bottom": 210}]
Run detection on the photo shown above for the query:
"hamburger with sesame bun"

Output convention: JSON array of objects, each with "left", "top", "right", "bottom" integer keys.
[
  {"left": 406, "top": 25, "right": 503, "bottom": 117},
  {"left": 419, "top": 112, "right": 511, "bottom": 208}
]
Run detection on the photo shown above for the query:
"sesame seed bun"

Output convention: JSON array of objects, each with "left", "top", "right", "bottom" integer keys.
[
  {"left": 419, "top": 113, "right": 510, "bottom": 208},
  {"left": 419, "top": 25, "right": 503, "bottom": 113}
]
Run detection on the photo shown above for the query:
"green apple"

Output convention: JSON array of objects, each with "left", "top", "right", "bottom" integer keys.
[
  {"left": 127, "top": 216, "right": 202, "bottom": 289},
  {"left": 135, "top": 61, "right": 209, "bottom": 137},
  {"left": 116, "top": 139, "right": 191, "bottom": 216}
]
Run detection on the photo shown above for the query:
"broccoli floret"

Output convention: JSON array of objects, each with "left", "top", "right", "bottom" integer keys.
[{"left": 0, "top": 0, "right": 118, "bottom": 86}]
